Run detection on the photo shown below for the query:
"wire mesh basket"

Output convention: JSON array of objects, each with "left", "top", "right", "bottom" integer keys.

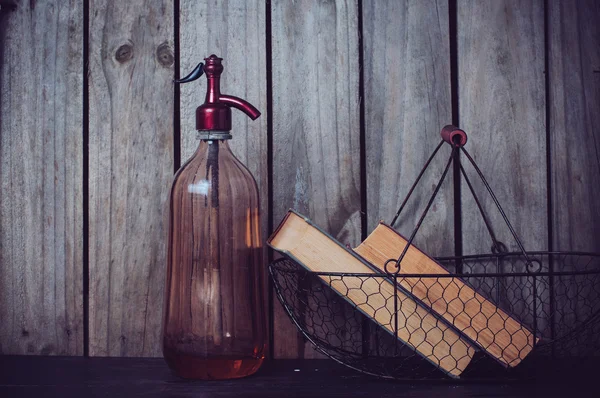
[
  {"left": 270, "top": 253, "right": 600, "bottom": 380},
  {"left": 269, "top": 126, "right": 600, "bottom": 380}
]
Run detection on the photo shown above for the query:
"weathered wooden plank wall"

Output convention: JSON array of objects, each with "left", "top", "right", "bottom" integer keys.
[
  {"left": 271, "top": 0, "right": 361, "bottom": 359},
  {"left": 457, "top": 0, "right": 548, "bottom": 332},
  {"left": 361, "top": 0, "right": 454, "bottom": 360},
  {"left": 548, "top": 0, "right": 600, "bottom": 335},
  {"left": 88, "top": 0, "right": 174, "bottom": 356},
  {"left": 0, "top": 0, "right": 83, "bottom": 355},
  {"left": 549, "top": 0, "right": 600, "bottom": 253},
  {"left": 458, "top": 0, "right": 547, "bottom": 255},
  {"left": 363, "top": 0, "right": 453, "bottom": 255},
  {"left": 0, "top": 0, "right": 598, "bottom": 357}
]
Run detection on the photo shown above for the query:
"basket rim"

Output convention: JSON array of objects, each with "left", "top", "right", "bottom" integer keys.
[
  {"left": 436, "top": 250, "right": 600, "bottom": 261},
  {"left": 269, "top": 251, "right": 600, "bottom": 278}
]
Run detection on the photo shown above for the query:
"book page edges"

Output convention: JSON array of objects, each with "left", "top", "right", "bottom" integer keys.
[{"left": 267, "top": 211, "right": 308, "bottom": 254}]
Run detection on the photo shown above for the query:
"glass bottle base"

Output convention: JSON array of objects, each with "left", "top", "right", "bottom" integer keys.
[{"left": 164, "top": 352, "right": 264, "bottom": 380}]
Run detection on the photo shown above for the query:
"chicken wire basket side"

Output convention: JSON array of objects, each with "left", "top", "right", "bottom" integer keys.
[
  {"left": 269, "top": 252, "right": 600, "bottom": 380},
  {"left": 268, "top": 126, "right": 600, "bottom": 381}
]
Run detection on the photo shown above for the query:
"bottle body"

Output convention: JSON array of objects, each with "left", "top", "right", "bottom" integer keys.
[{"left": 163, "top": 138, "right": 266, "bottom": 379}]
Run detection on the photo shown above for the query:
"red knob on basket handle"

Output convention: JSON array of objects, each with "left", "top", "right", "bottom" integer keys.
[{"left": 441, "top": 125, "right": 468, "bottom": 147}]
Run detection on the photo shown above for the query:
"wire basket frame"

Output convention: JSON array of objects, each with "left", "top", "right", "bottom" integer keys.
[
  {"left": 269, "top": 126, "right": 600, "bottom": 380},
  {"left": 270, "top": 253, "right": 600, "bottom": 380}
]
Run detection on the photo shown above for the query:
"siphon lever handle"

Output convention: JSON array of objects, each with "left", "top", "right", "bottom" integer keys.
[{"left": 174, "top": 63, "right": 204, "bottom": 84}]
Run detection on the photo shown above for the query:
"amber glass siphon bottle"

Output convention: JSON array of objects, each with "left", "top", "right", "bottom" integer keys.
[{"left": 163, "top": 55, "right": 266, "bottom": 380}]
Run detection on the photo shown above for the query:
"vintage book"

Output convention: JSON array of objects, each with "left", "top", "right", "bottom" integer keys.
[
  {"left": 268, "top": 211, "right": 475, "bottom": 378},
  {"left": 354, "top": 222, "right": 537, "bottom": 367}
]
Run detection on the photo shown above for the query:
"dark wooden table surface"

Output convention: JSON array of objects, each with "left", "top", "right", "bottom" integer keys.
[{"left": 0, "top": 356, "right": 595, "bottom": 397}]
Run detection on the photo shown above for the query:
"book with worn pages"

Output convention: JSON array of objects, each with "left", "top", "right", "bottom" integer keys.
[
  {"left": 268, "top": 210, "right": 537, "bottom": 376},
  {"left": 354, "top": 222, "right": 537, "bottom": 367},
  {"left": 268, "top": 211, "right": 475, "bottom": 377}
]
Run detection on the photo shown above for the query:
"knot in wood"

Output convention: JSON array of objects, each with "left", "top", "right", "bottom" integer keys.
[
  {"left": 115, "top": 44, "right": 134, "bottom": 63},
  {"left": 0, "top": 0, "right": 18, "bottom": 12},
  {"left": 156, "top": 42, "right": 174, "bottom": 67}
]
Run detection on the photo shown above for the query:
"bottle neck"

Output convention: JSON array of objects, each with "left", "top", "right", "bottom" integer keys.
[
  {"left": 193, "top": 136, "right": 233, "bottom": 157},
  {"left": 205, "top": 75, "right": 221, "bottom": 103},
  {"left": 196, "top": 130, "right": 232, "bottom": 141}
]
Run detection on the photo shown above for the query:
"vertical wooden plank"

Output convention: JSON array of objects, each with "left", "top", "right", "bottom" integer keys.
[
  {"left": 549, "top": 0, "right": 600, "bottom": 252},
  {"left": 179, "top": 1, "right": 267, "bottom": 168},
  {"left": 0, "top": 0, "right": 83, "bottom": 355},
  {"left": 88, "top": 0, "right": 174, "bottom": 356},
  {"left": 458, "top": 0, "right": 546, "bottom": 254},
  {"left": 178, "top": 0, "right": 268, "bottom": 352},
  {"left": 362, "top": 0, "right": 452, "bottom": 360},
  {"left": 363, "top": 0, "right": 453, "bottom": 256},
  {"left": 548, "top": 0, "right": 600, "bottom": 337},
  {"left": 271, "top": 0, "right": 361, "bottom": 358},
  {"left": 458, "top": 0, "right": 547, "bottom": 331}
]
